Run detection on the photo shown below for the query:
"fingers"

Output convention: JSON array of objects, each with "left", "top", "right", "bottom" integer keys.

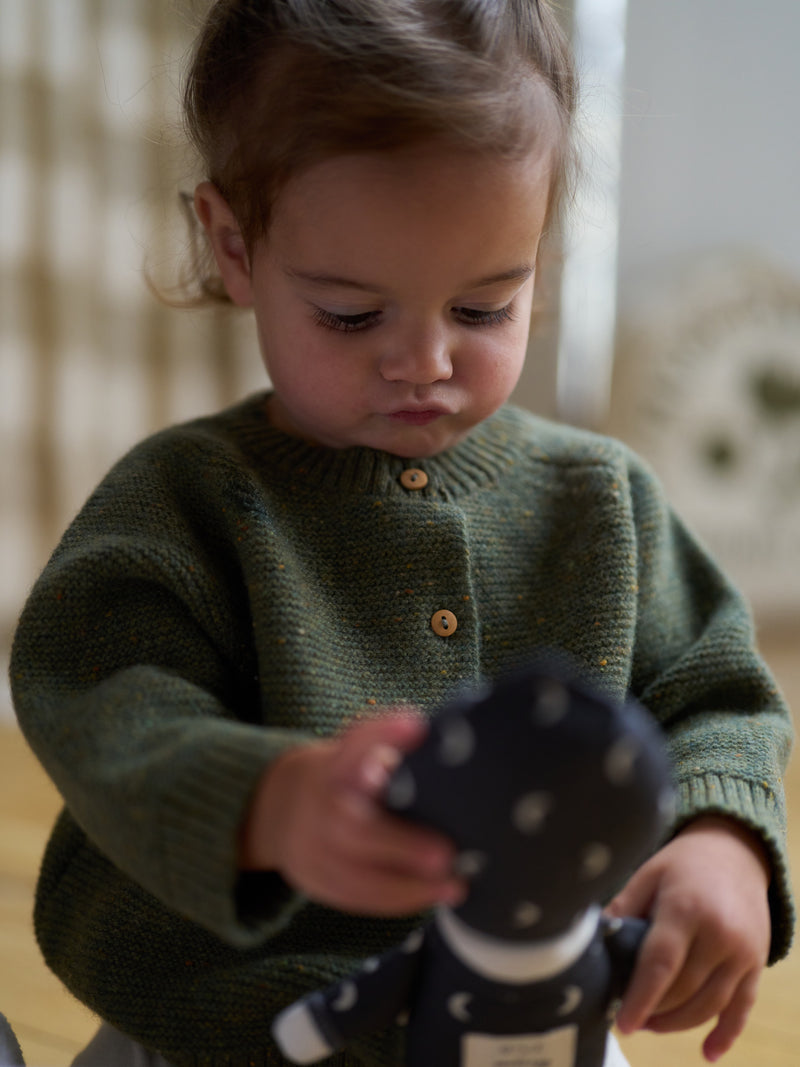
[
  {"left": 333, "top": 712, "right": 428, "bottom": 797},
  {"left": 613, "top": 819, "right": 771, "bottom": 1052},
  {"left": 642, "top": 959, "right": 741, "bottom": 1033},
  {"left": 606, "top": 864, "right": 658, "bottom": 924},
  {"left": 702, "top": 970, "right": 760, "bottom": 1063},
  {"left": 635, "top": 965, "right": 759, "bottom": 1066},
  {"left": 616, "top": 898, "right": 761, "bottom": 1038},
  {"left": 328, "top": 711, "right": 458, "bottom": 882},
  {"left": 326, "top": 783, "right": 456, "bottom": 881},
  {"left": 287, "top": 784, "right": 464, "bottom": 914},
  {"left": 270, "top": 712, "right": 466, "bottom": 914},
  {"left": 293, "top": 843, "right": 464, "bottom": 916},
  {"left": 615, "top": 914, "right": 691, "bottom": 1034},
  {"left": 608, "top": 861, "right": 668, "bottom": 1034}
]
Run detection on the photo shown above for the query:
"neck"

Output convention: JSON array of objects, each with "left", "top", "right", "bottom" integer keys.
[{"left": 435, "top": 905, "right": 601, "bottom": 985}]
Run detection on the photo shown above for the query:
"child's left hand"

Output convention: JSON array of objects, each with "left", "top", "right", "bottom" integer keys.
[{"left": 607, "top": 814, "right": 771, "bottom": 1063}]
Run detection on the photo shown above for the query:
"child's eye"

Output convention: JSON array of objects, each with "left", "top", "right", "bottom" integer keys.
[
  {"left": 313, "top": 308, "right": 380, "bottom": 333},
  {"left": 454, "top": 305, "right": 515, "bottom": 327}
]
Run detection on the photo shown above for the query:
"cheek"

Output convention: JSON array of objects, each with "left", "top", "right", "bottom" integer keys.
[
  {"left": 499, "top": 297, "right": 536, "bottom": 384},
  {"left": 264, "top": 334, "right": 366, "bottom": 417},
  {"left": 476, "top": 328, "right": 529, "bottom": 394},
  {"left": 475, "top": 286, "right": 535, "bottom": 394},
  {"left": 492, "top": 350, "right": 527, "bottom": 403}
]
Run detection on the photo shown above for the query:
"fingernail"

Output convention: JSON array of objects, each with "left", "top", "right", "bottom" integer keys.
[
  {"left": 361, "top": 756, "right": 387, "bottom": 792},
  {"left": 361, "top": 745, "right": 400, "bottom": 792},
  {"left": 374, "top": 744, "right": 402, "bottom": 771}
]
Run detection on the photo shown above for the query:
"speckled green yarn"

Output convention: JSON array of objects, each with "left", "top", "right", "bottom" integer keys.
[{"left": 11, "top": 394, "right": 794, "bottom": 1066}]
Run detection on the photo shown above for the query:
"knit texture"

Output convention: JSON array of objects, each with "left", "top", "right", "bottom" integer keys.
[{"left": 10, "top": 394, "right": 794, "bottom": 1067}]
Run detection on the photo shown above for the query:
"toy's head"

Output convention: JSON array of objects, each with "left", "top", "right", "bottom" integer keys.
[{"left": 386, "top": 667, "right": 674, "bottom": 941}]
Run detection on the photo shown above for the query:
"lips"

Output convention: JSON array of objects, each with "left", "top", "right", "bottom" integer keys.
[{"left": 388, "top": 409, "right": 448, "bottom": 426}]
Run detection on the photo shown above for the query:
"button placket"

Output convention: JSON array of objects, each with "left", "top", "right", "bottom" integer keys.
[{"left": 395, "top": 470, "right": 467, "bottom": 646}]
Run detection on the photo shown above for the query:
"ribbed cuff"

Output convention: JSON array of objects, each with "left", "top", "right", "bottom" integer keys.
[
  {"left": 675, "top": 772, "right": 794, "bottom": 963},
  {"left": 159, "top": 724, "right": 309, "bottom": 947}
]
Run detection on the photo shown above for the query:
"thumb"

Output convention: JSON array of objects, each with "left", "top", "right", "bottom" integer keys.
[
  {"left": 334, "top": 711, "right": 428, "bottom": 798},
  {"left": 606, "top": 858, "right": 660, "bottom": 921}
]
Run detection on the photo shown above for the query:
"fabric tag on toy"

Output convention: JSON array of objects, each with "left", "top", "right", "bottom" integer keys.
[{"left": 462, "top": 1026, "right": 577, "bottom": 1067}]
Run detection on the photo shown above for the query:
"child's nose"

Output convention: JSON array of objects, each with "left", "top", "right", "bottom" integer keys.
[{"left": 379, "top": 328, "right": 454, "bottom": 385}]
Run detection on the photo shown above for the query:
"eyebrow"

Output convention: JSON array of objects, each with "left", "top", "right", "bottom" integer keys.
[{"left": 286, "top": 264, "right": 535, "bottom": 293}]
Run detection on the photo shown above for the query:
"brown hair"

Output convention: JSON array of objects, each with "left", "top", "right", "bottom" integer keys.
[{"left": 181, "top": 0, "right": 578, "bottom": 305}]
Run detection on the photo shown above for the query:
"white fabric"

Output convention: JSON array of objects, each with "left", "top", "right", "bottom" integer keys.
[
  {"left": 272, "top": 1001, "right": 334, "bottom": 1064},
  {"left": 435, "top": 904, "right": 602, "bottom": 984},
  {"left": 604, "top": 1031, "right": 632, "bottom": 1067}
]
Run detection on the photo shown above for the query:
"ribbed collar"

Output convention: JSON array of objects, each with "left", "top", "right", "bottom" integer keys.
[{"left": 216, "top": 391, "right": 534, "bottom": 500}]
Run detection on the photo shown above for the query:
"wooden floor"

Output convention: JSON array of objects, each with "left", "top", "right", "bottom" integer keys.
[{"left": 1, "top": 627, "right": 798, "bottom": 1066}]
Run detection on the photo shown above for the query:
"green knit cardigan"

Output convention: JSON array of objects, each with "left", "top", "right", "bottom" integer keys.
[{"left": 10, "top": 395, "right": 794, "bottom": 1067}]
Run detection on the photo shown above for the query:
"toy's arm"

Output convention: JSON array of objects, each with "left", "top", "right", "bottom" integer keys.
[{"left": 272, "top": 930, "right": 425, "bottom": 1064}]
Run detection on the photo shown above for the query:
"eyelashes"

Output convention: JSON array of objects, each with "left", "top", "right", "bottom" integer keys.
[
  {"left": 312, "top": 305, "right": 515, "bottom": 334},
  {"left": 313, "top": 308, "right": 378, "bottom": 333},
  {"left": 455, "top": 306, "right": 515, "bottom": 328}
]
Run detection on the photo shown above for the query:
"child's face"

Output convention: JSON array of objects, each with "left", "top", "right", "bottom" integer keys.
[{"left": 207, "top": 142, "right": 551, "bottom": 457}]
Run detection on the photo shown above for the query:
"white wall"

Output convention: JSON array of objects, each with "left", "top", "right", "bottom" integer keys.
[
  {"left": 612, "top": 0, "right": 800, "bottom": 621},
  {"left": 617, "top": 0, "right": 800, "bottom": 303}
]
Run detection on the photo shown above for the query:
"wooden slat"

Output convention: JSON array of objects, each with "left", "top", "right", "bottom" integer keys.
[{"left": 0, "top": 0, "right": 265, "bottom": 727}]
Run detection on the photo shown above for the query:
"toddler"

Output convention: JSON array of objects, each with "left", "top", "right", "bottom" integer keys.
[{"left": 10, "top": 2, "right": 793, "bottom": 1066}]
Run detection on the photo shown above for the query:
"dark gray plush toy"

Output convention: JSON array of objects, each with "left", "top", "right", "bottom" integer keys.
[{"left": 273, "top": 666, "right": 675, "bottom": 1067}]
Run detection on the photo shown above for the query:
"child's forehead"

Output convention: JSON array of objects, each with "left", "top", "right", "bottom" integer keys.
[
  {"left": 259, "top": 142, "right": 552, "bottom": 274},
  {"left": 272, "top": 139, "right": 554, "bottom": 216}
]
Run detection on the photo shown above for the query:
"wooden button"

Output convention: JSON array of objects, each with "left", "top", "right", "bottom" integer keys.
[
  {"left": 431, "top": 610, "right": 458, "bottom": 637},
  {"left": 400, "top": 468, "right": 429, "bottom": 490}
]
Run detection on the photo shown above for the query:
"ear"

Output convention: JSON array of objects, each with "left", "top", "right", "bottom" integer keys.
[{"left": 194, "top": 181, "right": 254, "bottom": 307}]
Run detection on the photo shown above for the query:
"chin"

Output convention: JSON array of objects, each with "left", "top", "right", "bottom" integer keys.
[
  {"left": 383, "top": 425, "right": 472, "bottom": 459},
  {"left": 384, "top": 438, "right": 453, "bottom": 459}
]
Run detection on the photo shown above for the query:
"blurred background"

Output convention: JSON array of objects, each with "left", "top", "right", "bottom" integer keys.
[
  {"left": 0, "top": 0, "right": 265, "bottom": 727},
  {"left": 0, "top": 2, "right": 798, "bottom": 1064}
]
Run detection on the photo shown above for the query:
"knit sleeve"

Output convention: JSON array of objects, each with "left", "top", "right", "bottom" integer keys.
[
  {"left": 625, "top": 451, "right": 795, "bottom": 962},
  {"left": 10, "top": 437, "right": 306, "bottom": 949}
]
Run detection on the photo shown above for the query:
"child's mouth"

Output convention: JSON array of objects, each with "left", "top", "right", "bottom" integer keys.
[{"left": 389, "top": 410, "right": 444, "bottom": 426}]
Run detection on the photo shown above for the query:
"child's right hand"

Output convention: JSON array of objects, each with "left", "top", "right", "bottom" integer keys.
[{"left": 239, "top": 713, "right": 466, "bottom": 915}]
